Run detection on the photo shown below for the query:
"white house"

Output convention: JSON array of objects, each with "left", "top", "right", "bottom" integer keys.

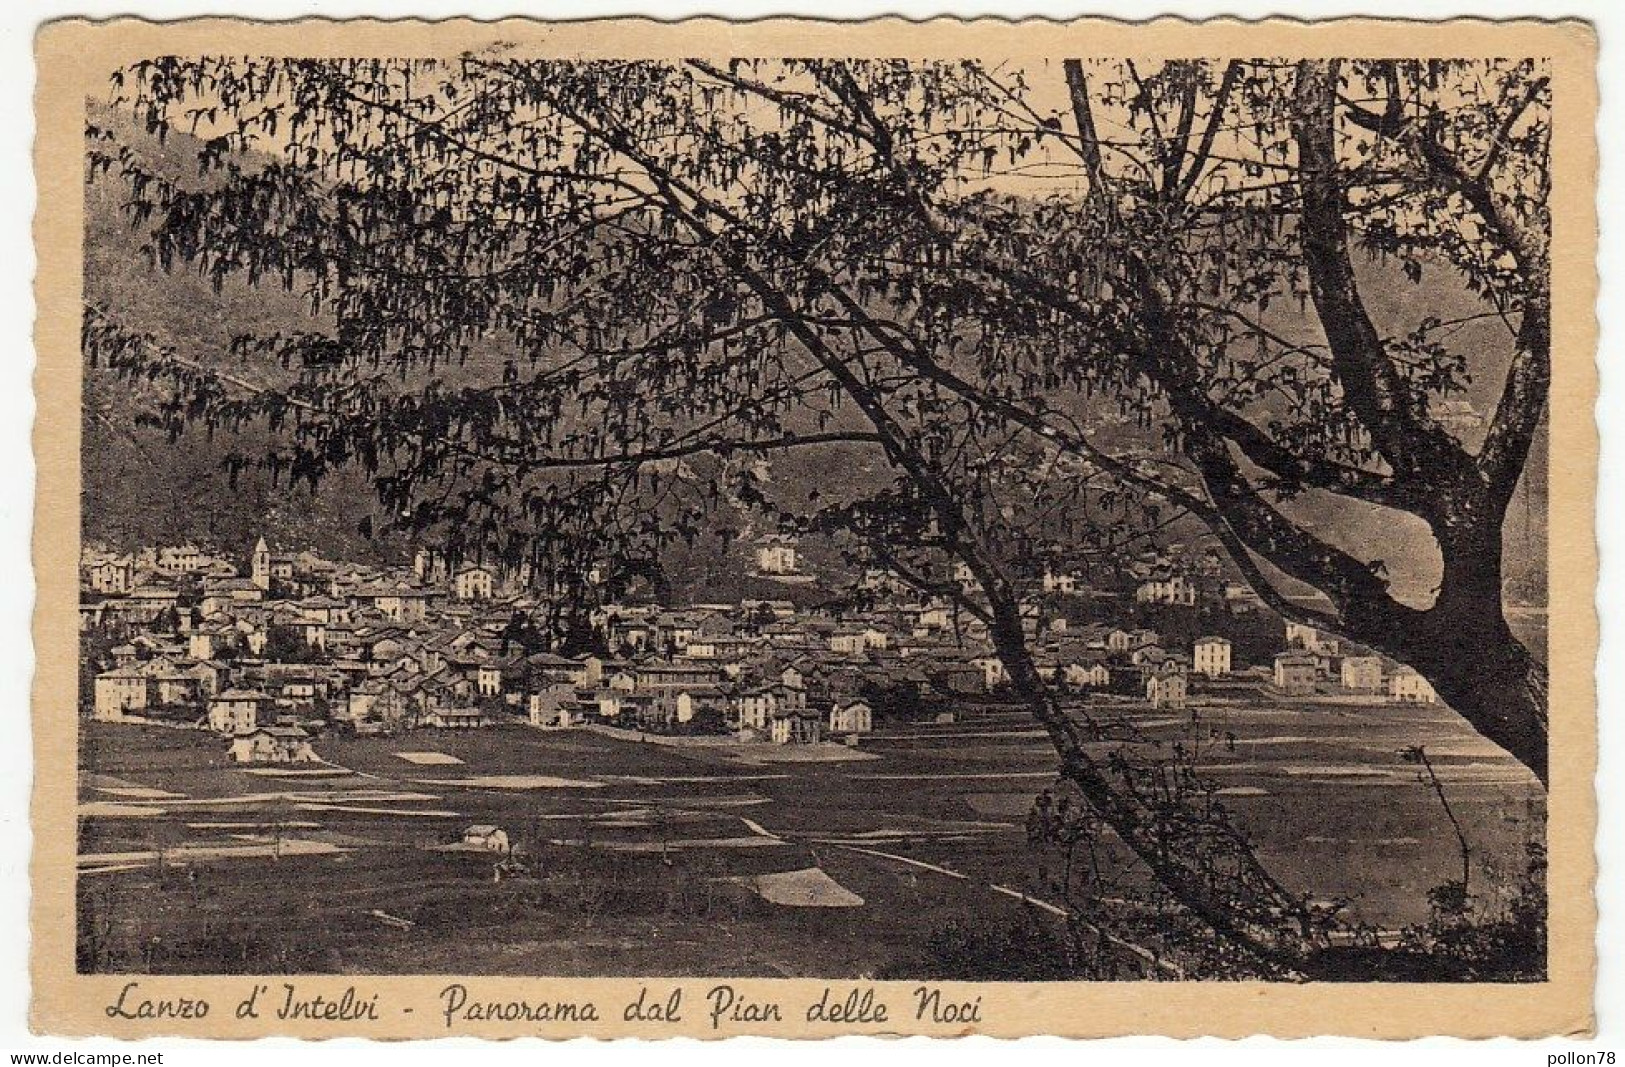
[
  {"left": 1145, "top": 664, "right": 1189, "bottom": 709},
  {"left": 454, "top": 565, "right": 495, "bottom": 600},
  {"left": 208, "top": 688, "right": 271, "bottom": 734},
  {"left": 476, "top": 663, "right": 505, "bottom": 698},
  {"left": 755, "top": 535, "right": 799, "bottom": 576},
  {"left": 828, "top": 699, "right": 873, "bottom": 735},
  {"left": 1389, "top": 667, "right": 1439, "bottom": 704},
  {"left": 422, "top": 707, "right": 492, "bottom": 729},
  {"left": 1062, "top": 660, "right": 1110, "bottom": 688},
  {"left": 1285, "top": 622, "right": 1339, "bottom": 656},
  {"left": 1107, "top": 627, "right": 1159, "bottom": 654},
  {"left": 829, "top": 630, "right": 869, "bottom": 656},
  {"left": 527, "top": 683, "right": 578, "bottom": 728},
  {"left": 227, "top": 725, "right": 317, "bottom": 764},
  {"left": 1340, "top": 655, "right": 1384, "bottom": 692},
  {"left": 769, "top": 709, "right": 822, "bottom": 744},
  {"left": 1273, "top": 652, "right": 1319, "bottom": 696},
  {"left": 93, "top": 671, "right": 150, "bottom": 720},
  {"left": 157, "top": 544, "right": 206, "bottom": 574},
  {"left": 733, "top": 682, "right": 805, "bottom": 732},
  {"left": 1193, "top": 636, "right": 1232, "bottom": 677},
  {"left": 370, "top": 587, "right": 430, "bottom": 624},
  {"left": 970, "top": 655, "right": 1009, "bottom": 689},
  {"left": 188, "top": 628, "right": 233, "bottom": 661},
  {"left": 1135, "top": 573, "right": 1197, "bottom": 606},
  {"left": 86, "top": 557, "right": 134, "bottom": 595},
  {"left": 1041, "top": 568, "right": 1078, "bottom": 595},
  {"left": 414, "top": 547, "right": 450, "bottom": 584}
]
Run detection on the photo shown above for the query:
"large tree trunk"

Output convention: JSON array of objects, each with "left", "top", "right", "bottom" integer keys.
[
  {"left": 1382, "top": 603, "right": 1549, "bottom": 787},
  {"left": 1419, "top": 520, "right": 1546, "bottom": 786},
  {"left": 1285, "top": 59, "right": 1550, "bottom": 789},
  {"left": 1335, "top": 516, "right": 1548, "bottom": 786}
]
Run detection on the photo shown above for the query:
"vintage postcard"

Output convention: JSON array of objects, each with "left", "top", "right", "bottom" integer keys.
[{"left": 31, "top": 16, "right": 1597, "bottom": 1039}]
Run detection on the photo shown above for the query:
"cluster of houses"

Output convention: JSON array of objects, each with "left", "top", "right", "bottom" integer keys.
[
  {"left": 1271, "top": 622, "right": 1439, "bottom": 702},
  {"left": 81, "top": 534, "right": 1442, "bottom": 763},
  {"left": 82, "top": 537, "right": 902, "bottom": 756}
]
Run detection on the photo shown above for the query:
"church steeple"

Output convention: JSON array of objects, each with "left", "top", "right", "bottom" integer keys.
[{"left": 251, "top": 536, "right": 271, "bottom": 591}]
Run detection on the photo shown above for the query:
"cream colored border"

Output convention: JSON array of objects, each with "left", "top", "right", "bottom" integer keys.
[{"left": 31, "top": 16, "right": 1599, "bottom": 1039}]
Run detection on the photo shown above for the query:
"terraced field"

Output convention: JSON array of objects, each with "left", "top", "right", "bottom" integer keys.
[{"left": 75, "top": 696, "right": 1543, "bottom": 976}]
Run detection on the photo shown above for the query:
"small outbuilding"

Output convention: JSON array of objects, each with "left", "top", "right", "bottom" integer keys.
[
  {"left": 463, "top": 824, "right": 510, "bottom": 853},
  {"left": 227, "top": 725, "right": 317, "bottom": 764}
]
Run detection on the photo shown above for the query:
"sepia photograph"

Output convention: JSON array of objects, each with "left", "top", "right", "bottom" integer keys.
[{"left": 24, "top": 12, "right": 1600, "bottom": 1041}]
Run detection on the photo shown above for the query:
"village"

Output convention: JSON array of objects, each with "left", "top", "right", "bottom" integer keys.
[
  {"left": 80, "top": 531, "right": 1442, "bottom": 767},
  {"left": 73, "top": 529, "right": 1542, "bottom": 981}
]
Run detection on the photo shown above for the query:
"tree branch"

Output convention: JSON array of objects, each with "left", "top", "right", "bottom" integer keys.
[
  {"left": 1478, "top": 289, "right": 1550, "bottom": 508},
  {"left": 1172, "top": 61, "right": 1242, "bottom": 203},
  {"left": 1062, "top": 60, "right": 1109, "bottom": 205},
  {"left": 1292, "top": 60, "right": 1475, "bottom": 495}
]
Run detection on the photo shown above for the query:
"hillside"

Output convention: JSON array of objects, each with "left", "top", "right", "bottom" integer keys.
[{"left": 80, "top": 102, "right": 1546, "bottom": 613}]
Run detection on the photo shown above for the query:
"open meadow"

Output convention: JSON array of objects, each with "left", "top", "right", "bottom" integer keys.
[{"left": 76, "top": 694, "right": 1543, "bottom": 977}]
